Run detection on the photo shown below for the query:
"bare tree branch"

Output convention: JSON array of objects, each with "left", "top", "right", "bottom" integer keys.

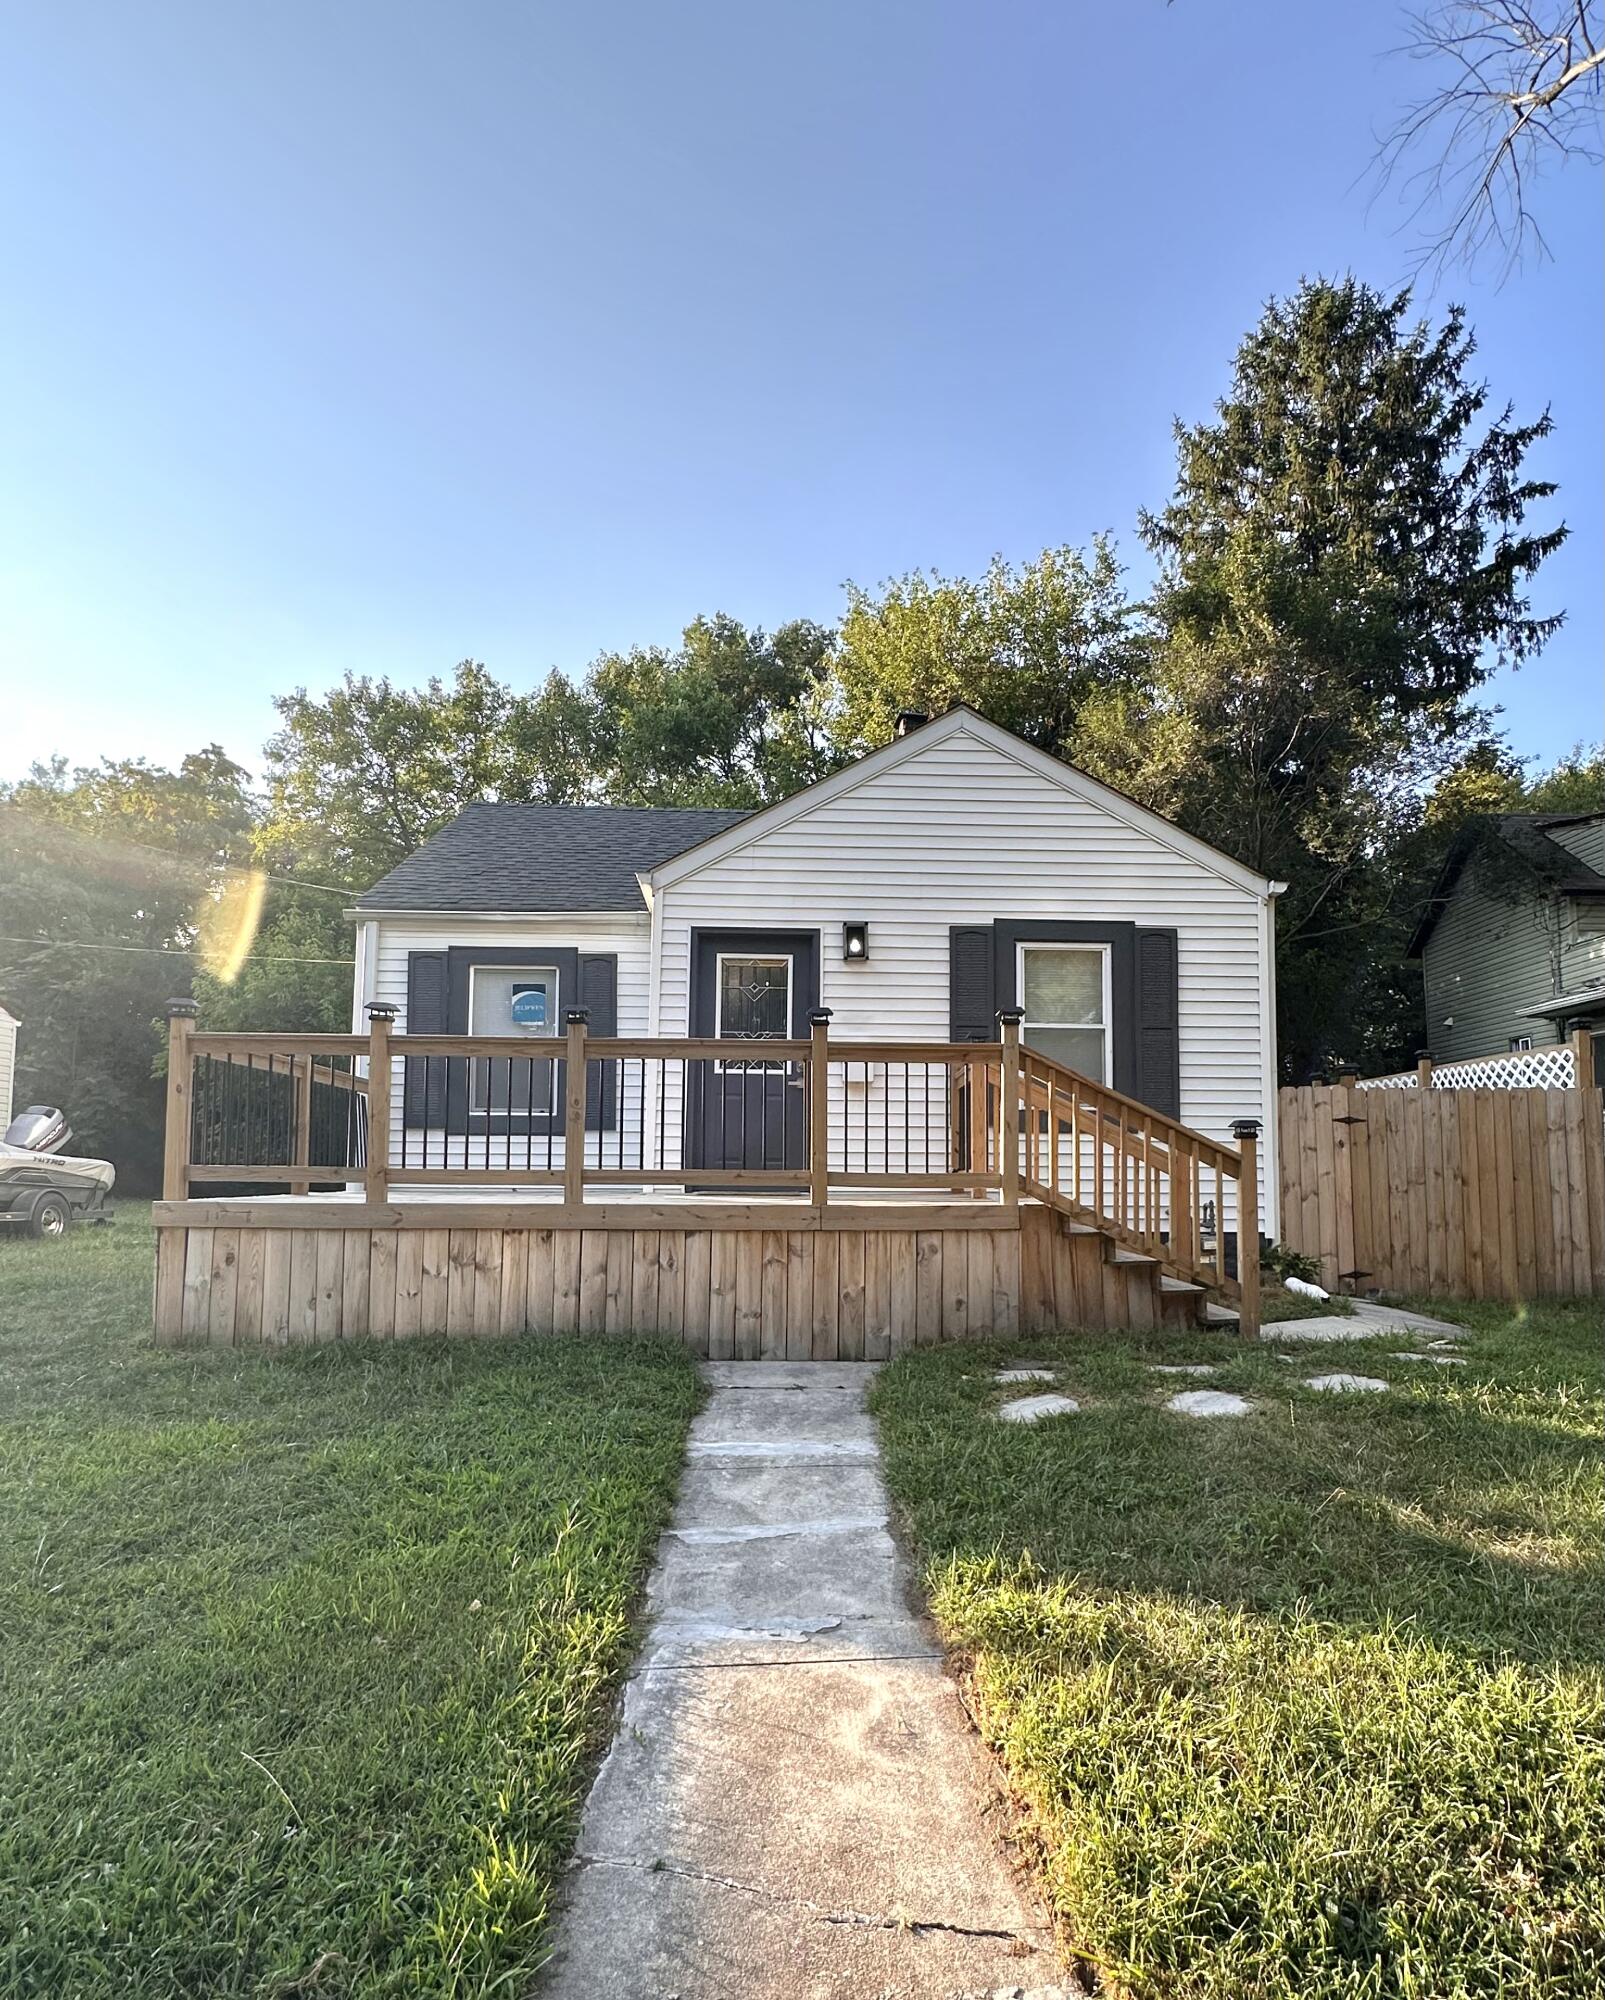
[{"left": 1374, "top": 1, "right": 1604, "bottom": 279}]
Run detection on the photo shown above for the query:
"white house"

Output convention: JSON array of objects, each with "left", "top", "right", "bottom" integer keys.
[
  {"left": 347, "top": 707, "right": 1282, "bottom": 1234},
  {"left": 0, "top": 1004, "right": 17, "bottom": 1131}
]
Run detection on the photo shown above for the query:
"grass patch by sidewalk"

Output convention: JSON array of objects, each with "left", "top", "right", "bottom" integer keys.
[
  {"left": 871, "top": 1300, "right": 1604, "bottom": 1999},
  {"left": 0, "top": 1210, "right": 700, "bottom": 1999}
]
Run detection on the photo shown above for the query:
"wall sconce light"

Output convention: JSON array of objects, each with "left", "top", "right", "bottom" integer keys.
[{"left": 842, "top": 922, "right": 869, "bottom": 962}]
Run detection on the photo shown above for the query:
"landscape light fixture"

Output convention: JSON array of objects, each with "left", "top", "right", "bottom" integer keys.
[{"left": 842, "top": 922, "right": 868, "bottom": 962}]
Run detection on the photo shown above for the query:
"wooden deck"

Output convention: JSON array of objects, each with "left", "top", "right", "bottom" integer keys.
[
  {"left": 151, "top": 1008, "right": 1259, "bottom": 1344},
  {"left": 151, "top": 1197, "right": 1206, "bottom": 1349}
]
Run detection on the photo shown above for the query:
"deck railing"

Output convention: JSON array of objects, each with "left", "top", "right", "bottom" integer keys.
[{"left": 162, "top": 1000, "right": 1258, "bottom": 1320}]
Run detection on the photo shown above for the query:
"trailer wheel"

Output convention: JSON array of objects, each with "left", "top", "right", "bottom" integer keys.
[{"left": 28, "top": 1193, "right": 71, "bottom": 1240}]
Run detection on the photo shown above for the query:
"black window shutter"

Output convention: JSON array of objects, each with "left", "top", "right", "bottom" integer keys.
[
  {"left": 579, "top": 954, "right": 618, "bottom": 1129},
  {"left": 1133, "top": 928, "right": 1180, "bottom": 1119},
  {"left": 403, "top": 952, "right": 449, "bottom": 1129},
  {"left": 949, "top": 927, "right": 996, "bottom": 1041}
]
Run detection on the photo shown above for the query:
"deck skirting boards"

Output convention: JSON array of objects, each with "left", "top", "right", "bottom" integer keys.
[{"left": 152, "top": 1206, "right": 1169, "bottom": 1350}]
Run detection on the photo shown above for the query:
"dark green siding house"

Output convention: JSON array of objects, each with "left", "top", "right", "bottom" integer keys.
[{"left": 1411, "top": 813, "right": 1605, "bottom": 1065}]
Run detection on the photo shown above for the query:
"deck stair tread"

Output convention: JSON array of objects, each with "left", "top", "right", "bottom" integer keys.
[{"left": 1048, "top": 1203, "right": 1233, "bottom": 1327}]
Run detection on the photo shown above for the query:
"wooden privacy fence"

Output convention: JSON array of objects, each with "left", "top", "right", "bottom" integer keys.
[{"left": 1278, "top": 1080, "right": 1605, "bottom": 1299}]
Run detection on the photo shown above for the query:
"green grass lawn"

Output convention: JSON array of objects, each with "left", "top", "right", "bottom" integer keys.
[
  {"left": 0, "top": 1210, "right": 701, "bottom": 1998},
  {"left": 872, "top": 1297, "right": 1604, "bottom": 1999}
]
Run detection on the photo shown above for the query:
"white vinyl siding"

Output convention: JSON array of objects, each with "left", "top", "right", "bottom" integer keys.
[
  {"left": 0, "top": 1011, "right": 16, "bottom": 1130},
  {"left": 653, "top": 724, "right": 1277, "bottom": 1232}
]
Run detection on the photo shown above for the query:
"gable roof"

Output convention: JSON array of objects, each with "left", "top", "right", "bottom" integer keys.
[
  {"left": 354, "top": 803, "right": 752, "bottom": 913},
  {"left": 1408, "top": 812, "right": 1605, "bottom": 957},
  {"left": 645, "top": 704, "right": 1282, "bottom": 899}
]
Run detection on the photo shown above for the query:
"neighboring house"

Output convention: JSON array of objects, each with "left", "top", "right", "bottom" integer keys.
[
  {"left": 0, "top": 1004, "right": 17, "bottom": 1130},
  {"left": 348, "top": 706, "right": 1284, "bottom": 1231},
  {"left": 1411, "top": 812, "right": 1605, "bottom": 1064}
]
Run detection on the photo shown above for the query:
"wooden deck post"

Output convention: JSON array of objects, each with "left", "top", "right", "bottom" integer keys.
[
  {"left": 1231, "top": 1118, "right": 1262, "bottom": 1340},
  {"left": 967, "top": 1050, "right": 989, "bottom": 1197},
  {"left": 1416, "top": 1050, "right": 1434, "bottom": 1089},
  {"left": 563, "top": 1009, "right": 589, "bottom": 1208},
  {"left": 998, "top": 1010, "right": 1023, "bottom": 1209},
  {"left": 808, "top": 1009, "right": 832, "bottom": 1209},
  {"left": 289, "top": 1055, "right": 314, "bottom": 1197},
  {"left": 162, "top": 1000, "right": 197, "bottom": 1200},
  {"left": 1572, "top": 1026, "right": 1596, "bottom": 1092},
  {"left": 364, "top": 1004, "right": 396, "bottom": 1202}
]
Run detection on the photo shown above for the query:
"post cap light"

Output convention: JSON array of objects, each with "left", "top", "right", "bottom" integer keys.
[
  {"left": 808, "top": 1007, "right": 834, "bottom": 1027},
  {"left": 996, "top": 1007, "right": 1025, "bottom": 1028},
  {"left": 842, "top": 922, "right": 868, "bottom": 962},
  {"left": 1230, "top": 1118, "right": 1262, "bottom": 1139},
  {"left": 365, "top": 1002, "right": 398, "bottom": 1022},
  {"left": 165, "top": 998, "right": 199, "bottom": 1019}
]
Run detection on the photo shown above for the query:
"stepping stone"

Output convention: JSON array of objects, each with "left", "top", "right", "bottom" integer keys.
[
  {"left": 1271, "top": 1318, "right": 1388, "bottom": 1344},
  {"left": 1149, "top": 1363, "right": 1216, "bottom": 1377},
  {"left": 994, "top": 1367, "right": 1056, "bottom": 1383},
  {"left": 996, "top": 1393, "right": 1080, "bottom": 1423},
  {"left": 1303, "top": 1373, "right": 1388, "bottom": 1394},
  {"left": 1347, "top": 1300, "right": 1465, "bottom": 1336},
  {"left": 1165, "top": 1390, "right": 1253, "bottom": 1417}
]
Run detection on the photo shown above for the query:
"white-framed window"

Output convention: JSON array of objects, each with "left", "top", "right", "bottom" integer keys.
[
  {"left": 715, "top": 952, "right": 792, "bottom": 1072},
  {"left": 467, "top": 964, "right": 559, "bottom": 1113},
  {"left": 1017, "top": 942, "right": 1111, "bottom": 1083},
  {"left": 1509, "top": 1034, "right": 1534, "bottom": 1053}
]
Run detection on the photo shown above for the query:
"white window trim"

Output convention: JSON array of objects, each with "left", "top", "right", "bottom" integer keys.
[
  {"left": 1016, "top": 941, "right": 1112, "bottom": 1085},
  {"left": 467, "top": 963, "right": 560, "bottom": 1114},
  {"left": 714, "top": 950, "right": 793, "bottom": 1073}
]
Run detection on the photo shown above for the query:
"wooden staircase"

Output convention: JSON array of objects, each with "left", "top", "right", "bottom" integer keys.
[{"left": 1006, "top": 1043, "right": 1260, "bottom": 1335}]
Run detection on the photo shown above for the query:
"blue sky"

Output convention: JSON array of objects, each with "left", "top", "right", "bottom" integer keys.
[{"left": 2, "top": 0, "right": 1599, "bottom": 785}]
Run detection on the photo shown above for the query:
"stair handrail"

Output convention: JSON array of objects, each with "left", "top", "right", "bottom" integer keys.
[{"left": 1012, "top": 1044, "right": 1260, "bottom": 1321}]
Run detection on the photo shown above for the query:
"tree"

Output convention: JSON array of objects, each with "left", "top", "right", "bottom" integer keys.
[
  {"left": 0, "top": 749, "right": 257, "bottom": 1185},
  {"left": 583, "top": 615, "right": 841, "bottom": 807},
  {"left": 262, "top": 625, "right": 841, "bottom": 884},
  {"left": 1078, "top": 277, "right": 1565, "bottom": 1078},
  {"left": 833, "top": 541, "right": 1144, "bottom": 758},
  {"left": 262, "top": 660, "right": 555, "bottom": 889},
  {"left": 1423, "top": 736, "right": 1605, "bottom": 826},
  {"left": 1378, "top": 2, "right": 1604, "bottom": 276}
]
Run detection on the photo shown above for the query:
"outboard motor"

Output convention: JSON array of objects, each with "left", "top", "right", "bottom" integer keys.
[
  {"left": 0, "top": 1106, "right": 115, "bottom": 1238},
  {"left": 4, "top": 1106, "right": 72, "bottom": 1154}
]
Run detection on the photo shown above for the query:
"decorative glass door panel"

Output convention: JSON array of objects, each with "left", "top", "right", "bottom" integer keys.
[{"left": 717, "top": 956, "right": 792, "bottom": 1070}]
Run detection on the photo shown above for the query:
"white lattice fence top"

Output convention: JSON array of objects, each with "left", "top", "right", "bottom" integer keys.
[
  {"left": 1357, "top": 1045, "right": 1577, "bottom": 1091},
  {"left": 1434, "top": 1045, "right": 1575, "bottom": 1089}
]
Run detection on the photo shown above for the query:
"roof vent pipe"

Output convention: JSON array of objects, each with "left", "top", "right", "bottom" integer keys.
[{"left": 893, "top": 710, "right": 928, "bottom": 738}]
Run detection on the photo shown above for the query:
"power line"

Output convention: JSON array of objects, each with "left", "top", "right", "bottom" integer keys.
[
  {"left": 0, "top": 810, "right": 362, "bottom": 896},
  {"left": 0, "top": 934, "right": 354, "bottom": 965}
]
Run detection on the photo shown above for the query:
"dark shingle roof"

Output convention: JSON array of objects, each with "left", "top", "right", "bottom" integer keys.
[
  {"left": 1408, "top": 812, "right": 1605, "bottom": 956},
  {"left": 355, "top": 803, "right": 753, "bottom": 913}
]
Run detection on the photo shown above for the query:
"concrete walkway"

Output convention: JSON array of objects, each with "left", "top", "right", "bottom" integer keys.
[{"left": 541, "top": 1361, "right": 1076, "bottom": 2000}]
